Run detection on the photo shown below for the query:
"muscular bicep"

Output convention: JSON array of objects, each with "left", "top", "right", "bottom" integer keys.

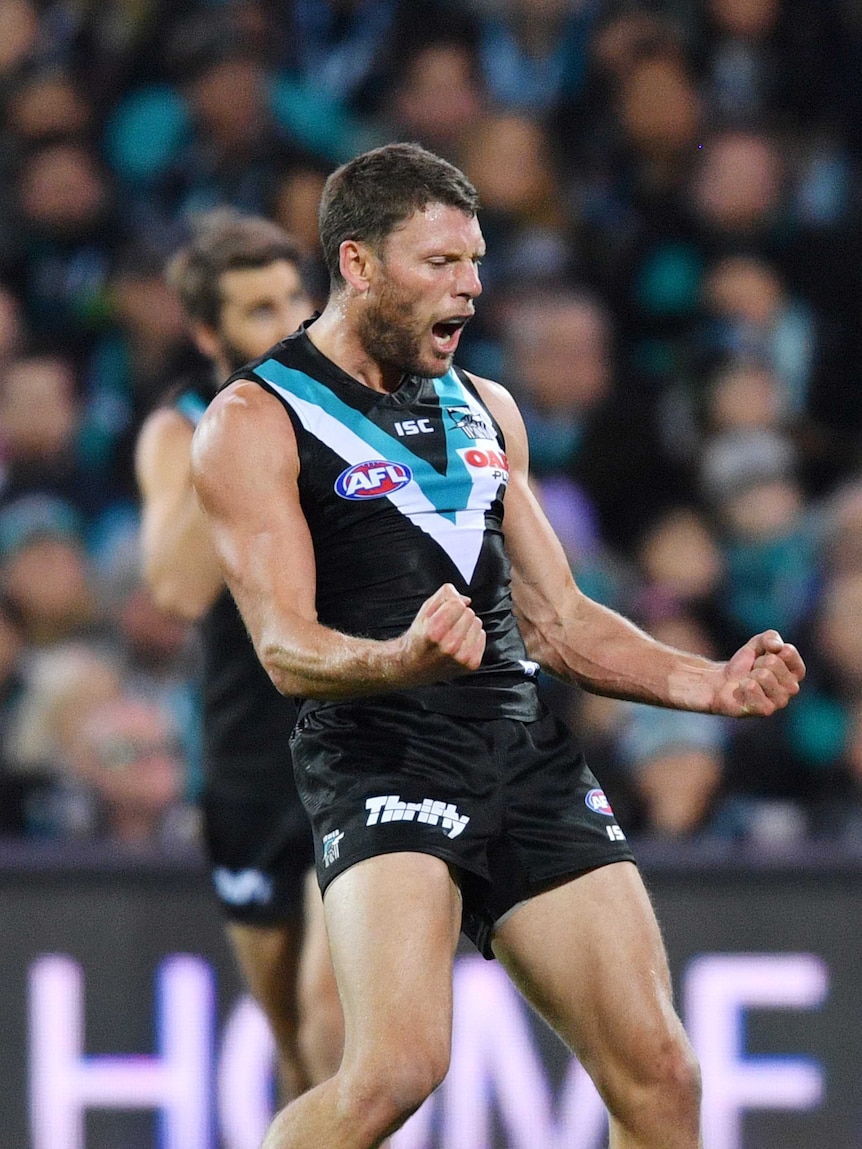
[{"left": 190, "top": 380, "right": 318, "bottom": 665}]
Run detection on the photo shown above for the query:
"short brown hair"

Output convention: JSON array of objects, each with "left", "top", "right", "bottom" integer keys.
[
  {"left": 318, "top": 142, "right": 480, "bottom": 287},
  {"left": 166, "top": 209, "right": 304, "bottom": 328}
]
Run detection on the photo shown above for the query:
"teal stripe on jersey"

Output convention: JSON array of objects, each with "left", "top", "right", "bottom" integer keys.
[
  {"left": 432, "top": 371, "right": 486, "bottom": 482},
  {"left": 257, "top": 360, "right": 474, "bottom": 520},
  {"left": 175, "top": 391, "right": 208, "bottom": 427}
]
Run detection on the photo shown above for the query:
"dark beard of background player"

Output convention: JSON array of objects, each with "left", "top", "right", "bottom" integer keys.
[
  {"left": 356, "top": 274, "right": 451, "bottom": 381},
  {"left": 221, "top": 336, "right": 264, "bottom": 376}
]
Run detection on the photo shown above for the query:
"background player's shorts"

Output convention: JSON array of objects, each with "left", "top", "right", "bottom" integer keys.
[
  {"left": 290, "top": 694, "right": 636, "bottom": 958},
  {"left": 201, "top": 758, "right": 315, "bottom": 926}
]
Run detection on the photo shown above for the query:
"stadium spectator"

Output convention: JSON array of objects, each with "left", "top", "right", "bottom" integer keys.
[
  {"left": 461, "top": 111, "right": 577, "bottom": 294},
  {"left": 501, "top": 286, "right": 686, "bottom": 553},
  {"left": 471, "top": 0, "right": 598, "bottom": 118},
  {"left": 383, "top": 38, "right": 486, "bottom": 164},
  {"left": 4, "top": 139, "right": 120, "bottom": 364},
  {"left": 0, "top": 494, "right": 101, "bottom": 646},
  {"left": 700, "top": 428, "right": 819, "bottom": 648}
]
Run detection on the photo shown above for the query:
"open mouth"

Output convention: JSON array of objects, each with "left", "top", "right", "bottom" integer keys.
[{"left": 431, "top": 316, "right": 469, "bottom": 353}]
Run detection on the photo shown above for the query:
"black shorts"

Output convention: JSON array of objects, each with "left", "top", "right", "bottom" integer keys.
[
  {"left": 290, "top": 695, "right": 635, "bottom": 958},
  {"left": 200, "top": 758, "right": 315, "bottom": 926}
]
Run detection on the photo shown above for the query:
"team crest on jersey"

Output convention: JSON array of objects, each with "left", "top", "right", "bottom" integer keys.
[
  {"left": 335, "top": 459, "right": 413, "bottom": 499},
  {"left": 585, "top": 788, "right": 615, "bottom": 816},
  {"left": 447, "top": 406, "right": 496, "bottom": 441}
]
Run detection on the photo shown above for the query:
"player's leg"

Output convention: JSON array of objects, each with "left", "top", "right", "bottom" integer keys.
[
  {"left": 226, "top": 918, "right": 309, "bottom": 1099},
  {"left": 261, "top": 851, "right": 462, "bottom": 1149},
  {"left": 296, "top": 867, "right": 343, "bottom": 1082},
  {"left": 492, "top": 861, "right": 702, "bottom": 1149}
]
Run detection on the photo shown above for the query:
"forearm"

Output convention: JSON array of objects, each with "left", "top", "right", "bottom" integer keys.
[
  {"left": 258, "top": 617, "right": 416, "bottom": 701},
  {"left": 256, "top": 583, "right": 484, "bottom": 701},
  {"left": 521, "top": 590, "right": 722, "bottom": 713}
]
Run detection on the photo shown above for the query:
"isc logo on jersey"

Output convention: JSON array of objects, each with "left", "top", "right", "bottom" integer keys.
[
  {"left": 335, "top": 460, "right": 413, "bottom": 499},
  {"left": 585, "top": 788, "right": 615, "bottom": 816}
]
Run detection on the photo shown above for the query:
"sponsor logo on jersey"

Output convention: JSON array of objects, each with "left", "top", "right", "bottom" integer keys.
[
  {"left": 212, "top": 867, "right": 273, "bottom": 906},
  {"left": 585, "top": 788, "right": 615, "bottom": 816},
  {"left": 458, "top": 446, "right": 509, "bottom": 484},
  {"left": 334, "top": 459, "right": 413, "bottom": 500},
  {"left": 365, "top": 794, "right": 470, "bottom": 839}
]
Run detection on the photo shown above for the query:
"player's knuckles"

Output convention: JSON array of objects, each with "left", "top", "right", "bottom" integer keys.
[
  {"left": 425, "top": 601, "right": 467, "bottom": 637},
  {"left": 759, "top": 653, "right": 796, "bottom": 679},
  {"left": 752, "top": 664, "right": 787, "bottom": 690},
  {"left": 747, "top": 682, "right": 778, "bottom": 713}
]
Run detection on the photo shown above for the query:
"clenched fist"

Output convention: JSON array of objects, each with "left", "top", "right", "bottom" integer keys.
[
  {"left": 396, "top": 583, "right": 486, "bottom": 686},
  {"left": 711, "top": 630, "right": 806, "bottom": 718}
]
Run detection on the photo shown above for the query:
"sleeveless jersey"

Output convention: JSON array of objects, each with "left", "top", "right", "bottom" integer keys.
[
  {"left": 232, "top": 327, "right": 541, "bottom": 721},
  {"left": 170, "top": 376, "right": 298, "bottom": 780}
]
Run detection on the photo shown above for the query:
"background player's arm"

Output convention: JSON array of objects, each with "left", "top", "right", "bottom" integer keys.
[
  {"left": 135, "top": 407, "right": 224, "bottom": 620},
  {"left": 471, "top": 375, "right": 805, "bottom": 719},
  {"left": 190, "top": 379, "right": 485, "bottom": 700}
]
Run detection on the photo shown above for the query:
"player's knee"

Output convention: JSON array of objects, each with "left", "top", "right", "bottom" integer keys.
[
  {"left": 601, "top": 1026, "right": 701, "bottom": 1137},
  {"left": 656, "top": 1035, "right": 702, "bottom": 1119},
  {"left": 627, "top": 1032, "right": 701, "bottom": 1133},
  {"left": 374, "top": 1040, "right": 450, "bottom": 1115},
  {"left": 340, "top": 1042, "right": 450, "bottom": 1134}
]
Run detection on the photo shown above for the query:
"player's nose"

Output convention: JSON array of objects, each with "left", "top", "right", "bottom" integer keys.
[{"left": 455, "top": 259, "right": 482, "bottom": 300}]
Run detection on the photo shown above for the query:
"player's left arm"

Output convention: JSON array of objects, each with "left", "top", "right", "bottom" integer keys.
[{"left": 469, "top": 374, "right": 805, "bottom": 718}]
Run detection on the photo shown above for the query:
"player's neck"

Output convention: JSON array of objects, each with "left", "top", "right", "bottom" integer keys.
[{"left": 306, "top": 304, "right": 401, "bottom": 394}]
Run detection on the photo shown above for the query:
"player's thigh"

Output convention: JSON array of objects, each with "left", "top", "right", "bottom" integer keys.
[
  {"left": 323, "top": 851, "right": 462, "bottom": 1067},
  {"left": 492, "top": 862, "right": 685, "bottom": 1083}
]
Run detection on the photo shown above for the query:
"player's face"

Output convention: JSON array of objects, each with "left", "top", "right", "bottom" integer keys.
[
  {"left": 216, "top": 260, "right": 312, "bottom": 371},
  {"left": 357, "top": 204, "right": 484, "bottom": 378}
]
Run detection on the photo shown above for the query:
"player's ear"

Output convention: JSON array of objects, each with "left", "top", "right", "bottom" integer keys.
[{"left": 339, "top": 239, "right": 376, "bottom": 294}]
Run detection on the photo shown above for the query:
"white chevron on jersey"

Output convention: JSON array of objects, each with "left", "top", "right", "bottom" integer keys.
[{"left": 261, "top": 376, "right": 500, "bottom": 585}]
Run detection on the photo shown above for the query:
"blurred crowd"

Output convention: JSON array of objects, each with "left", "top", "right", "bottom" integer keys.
[{"left": 2, "top": 0, "right": 862, "bottom": 851}]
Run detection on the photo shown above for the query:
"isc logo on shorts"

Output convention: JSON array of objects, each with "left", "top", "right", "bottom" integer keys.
[{"left": 335, "top": 460, "right": 413, "bottom": 499}]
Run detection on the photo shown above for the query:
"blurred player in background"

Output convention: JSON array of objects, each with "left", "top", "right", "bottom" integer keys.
[{"left": 135, "top": 210, "right": 342, "bottom": 1097}]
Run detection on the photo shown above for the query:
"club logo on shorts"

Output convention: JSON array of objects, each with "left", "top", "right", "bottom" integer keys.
[
  {"left": 335, "top": 460, "right": 413, "bottom": 500},
  {"left": 322, "top": 829, "right": 344, "bottom": 868},
  {"left": 365, "top": 795, "right": 470, "bottom": 839},
  {"left": 585, "top": 788, "right": 615, "bottom": 816}
]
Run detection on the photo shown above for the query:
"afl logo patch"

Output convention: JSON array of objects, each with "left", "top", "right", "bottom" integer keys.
[
  {"left": 585, "top": 788, "right": 614, "bottom": 816},
  {"left": 335, "top": 460, "right": 413, "bottom": 500}
]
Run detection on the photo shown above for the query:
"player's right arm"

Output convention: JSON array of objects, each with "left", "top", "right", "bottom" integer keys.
[
  {"left": 190, "top": 379, "right": 485, "bottom": 699},
  {"left": 135, "top": 406, "right": 224, "bottom": 620}
]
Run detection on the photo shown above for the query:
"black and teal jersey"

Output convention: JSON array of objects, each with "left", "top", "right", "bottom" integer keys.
[
  {"left": 168, "top": 375, "right": 299, "bottom": 779},
  {"left": 231, "top": 326, "right": 541, "bottom": 720}
]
